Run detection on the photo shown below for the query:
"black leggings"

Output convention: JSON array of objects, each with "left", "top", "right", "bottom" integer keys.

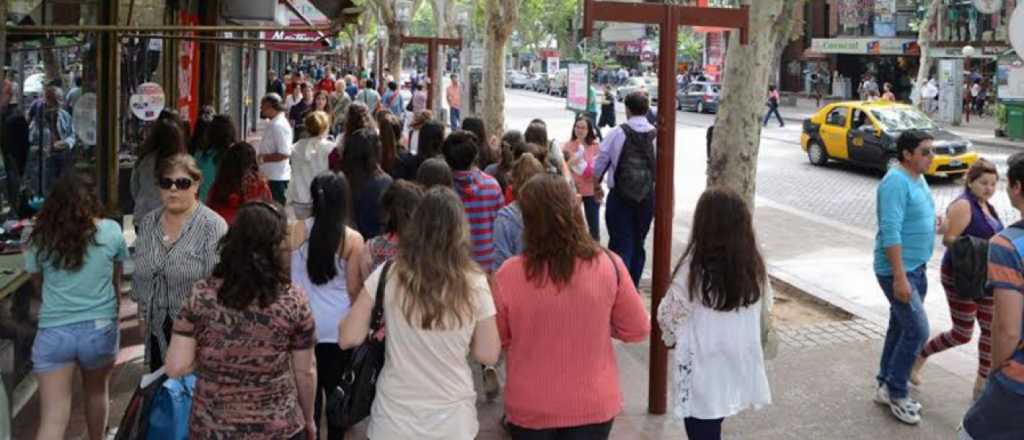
[
  {"left": 508, "top": 419, "right": 614, "bottom": 440},
  {"left": 684, "top": 417, "right": 724, "bottom": 440},
  {"left": 314, "top": 343, "right": 353, "bottom": 440},
  {"left": 148, "top": 318, "right": 172, "bottom": 372}
]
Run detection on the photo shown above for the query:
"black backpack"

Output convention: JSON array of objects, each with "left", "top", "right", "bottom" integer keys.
[{"left": 611, "top": 124, "right": 655, "bottom": 204}]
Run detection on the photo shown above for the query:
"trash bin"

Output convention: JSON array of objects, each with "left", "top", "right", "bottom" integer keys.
[{"left": 1005, "top": 101, "right": 1024, "bottom": 140}]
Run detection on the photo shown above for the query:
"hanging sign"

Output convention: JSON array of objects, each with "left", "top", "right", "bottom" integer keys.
[
  {"left": 566, "top": 62, "right": 590, "bottom": 113},
  {"left": 72, "top": 92, "right": 98, "bottom": 145},
  {"left": 130, "top": 82, "right": 166, "bottom": 121},
  {"left": 1011, "top": 5, "right": 1024, "bottom": 57}
]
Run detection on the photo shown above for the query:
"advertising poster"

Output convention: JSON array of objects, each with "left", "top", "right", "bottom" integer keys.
[
  {"left": 547, "top": 57, "right": 560, "bottom": 74},
  {"left": 178, "top": 12, "right": 199, "bottom": 125},
  {"left": 566, "top": 62, "right": 590, "bottom": 113},
  {"left": 873, "top": 0, "right": 896, "bottom": 37},
  {"left": 130, "top": 83, "right": 166, "bottom": 121}
]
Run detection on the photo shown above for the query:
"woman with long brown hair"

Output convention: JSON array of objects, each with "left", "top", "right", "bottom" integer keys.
[
  {"left": 492, "top": 153, "right": 546, "bottom": 271},
  {"left": 377, "top": 110, "right": 403, "bottom": 176},
  {"left": 340, "top": 187, "right": 501, "bottom": 440},
  {"left": 328, "top": 101, "right": 377, "bottom": 170},
  {"left": 206, "top": 142, "right": 273, "bottom": 225},
  {"left": 27, "top": 172, "right": 128, "bottom": 440},
  {"left": 493, "top": 174, "right": 650, "bottom": 439},
  {"left": 338, "top": 128, "right": 393, "bottom": 239},
  {"left": 658, "top": 186, "right": 772, "bottom": 440}
]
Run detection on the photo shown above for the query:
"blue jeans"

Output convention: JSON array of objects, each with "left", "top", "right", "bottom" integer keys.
[
  {"left": 961, "top": 377, "right": 1024, "bottom": 439},
  {"left": 605, "top": 190, "right": 654, "bottom": 288},
  {"left": 32, "top": 319, "right": 119, "bottom": 373},
  {"left": 876, "top": 266, "right": 930, "bottom": 399},
  {"left": 450, "top": 107, "right": 461, "bottom": 130},
  {"left": 582, "top": 195, "right": 600, "bottom": 241},
  {"left": 763, "top": 105, "right": 784, "bottom": 127}
]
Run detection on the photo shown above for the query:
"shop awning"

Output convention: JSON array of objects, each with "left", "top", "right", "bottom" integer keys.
[{"left": 811, "top": 38, "right": 919, "bottom": 56}]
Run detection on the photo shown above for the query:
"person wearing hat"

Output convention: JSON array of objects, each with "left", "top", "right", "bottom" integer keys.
[{"left": 258, "top": 93, "right": 294, "bottom": 205}]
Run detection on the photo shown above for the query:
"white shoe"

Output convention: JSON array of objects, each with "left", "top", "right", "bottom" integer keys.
[
  {"left": 890, "top": 397, "right": 922, "bottom": 425},
  {"left": 875, "top": 384, "right": 921, "bottom": 411}
]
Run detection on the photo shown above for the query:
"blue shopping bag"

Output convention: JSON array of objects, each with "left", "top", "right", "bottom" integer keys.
[{"left": 146, "top": 373, "right": 196, "bottom": 440}]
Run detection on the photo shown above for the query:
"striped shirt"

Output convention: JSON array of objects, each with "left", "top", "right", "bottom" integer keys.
[
  {"left": 453, "top": 170, "right": 504, "bottom": 271},
  {"left": 132, "top": 204, "right": 228, "bottom": 366},
  {"left": 987, "top": 222, "right": 1024, "bottom": 395}
]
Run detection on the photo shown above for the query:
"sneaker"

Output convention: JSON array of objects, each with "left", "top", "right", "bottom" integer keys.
[
  {"left": 889, "top": 397, "right": 922, "bottom": 425},
  {"left": 483, "top": 366, "right": 500, "bottom": 402},
  {"left": 874, "top": 384, "right": 921, "bottom": 411}
]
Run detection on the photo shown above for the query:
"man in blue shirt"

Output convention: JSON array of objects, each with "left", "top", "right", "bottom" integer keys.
[
  {"left": 872, "top": 130, "right": 936, "bottom": 425},
  {"left": 594, "top": 91, "right": 656, "bottom": 287}
]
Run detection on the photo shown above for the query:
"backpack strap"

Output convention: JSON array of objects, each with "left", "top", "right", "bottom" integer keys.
[{"left": 370, "top": 261, "right": 392, "bottom": 331}]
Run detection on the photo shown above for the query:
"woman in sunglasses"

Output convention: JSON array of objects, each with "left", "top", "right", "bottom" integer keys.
[
  {"left": 206, "top": 142, "right": 274, "bottom": 225},
  {"left": 132, "top": 154, "right": 228, "bottom": 372}
]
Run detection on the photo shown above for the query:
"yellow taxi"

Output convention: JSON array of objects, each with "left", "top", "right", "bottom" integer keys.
[{"left": 800, "top": 101, "right": 978, "bottom": 178}]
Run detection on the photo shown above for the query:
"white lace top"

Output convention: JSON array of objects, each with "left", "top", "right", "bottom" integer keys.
[{"left": 657, "top": 261, "right": 772, "bottom": 420}]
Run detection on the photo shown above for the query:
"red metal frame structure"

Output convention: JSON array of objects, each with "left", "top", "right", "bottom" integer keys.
[
  {"left": 400, "top": 35, "right": 462, "bottom": 110},
  {"left": 581, "top": 0, "right": 749, "bottom": 415}
]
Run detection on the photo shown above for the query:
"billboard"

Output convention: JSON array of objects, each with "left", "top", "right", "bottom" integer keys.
[{"left": 566, "top": 62, "right": 590, "bottom": 113}]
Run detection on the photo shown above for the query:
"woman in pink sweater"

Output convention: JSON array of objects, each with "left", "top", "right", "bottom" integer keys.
[{"left": 494, "top": 174, "right": 651, "bottom": 438}]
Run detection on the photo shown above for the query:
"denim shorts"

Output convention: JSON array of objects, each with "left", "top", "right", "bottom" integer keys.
[{"left": 32, "top": 319, "right": 120, "bottom": 373}]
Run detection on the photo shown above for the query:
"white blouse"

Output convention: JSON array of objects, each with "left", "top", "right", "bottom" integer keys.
[
  {"left": 286, "top": 136, "right": 334, "bottom": 207},
  {"left": 657, "top": 261, "right": 772, "bottom": 420}
]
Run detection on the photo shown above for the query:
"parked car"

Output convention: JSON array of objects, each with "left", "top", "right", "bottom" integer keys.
[
  {"left": 617, "top": 77, "right": 658, "bottom": 102},
  {"left": 547, "top": 69, "right": 567, "bottom": 96},
  {"left": 800, "top": 101, "right": 978, "bottom": 178},
  {"left": 505, "top": 71, "right": 530, "bottom": 89},
  {"left": 677, "top": 81, "right": 721, "bottom": 113},
  {"left": 525, "top": 73, "right": 550, "bottom": 93}
]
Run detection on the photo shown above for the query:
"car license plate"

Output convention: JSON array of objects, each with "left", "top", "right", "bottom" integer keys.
[{"left": 950, "top": 160, "right": 962, "bottom": 167}]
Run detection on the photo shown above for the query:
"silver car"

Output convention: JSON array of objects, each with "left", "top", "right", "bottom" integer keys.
[
  {"left": 616, "top": 77, "right": 658, "bottom": 102},
  {"left": 677, "top": 82, "right": 721, "bottom": 113}
]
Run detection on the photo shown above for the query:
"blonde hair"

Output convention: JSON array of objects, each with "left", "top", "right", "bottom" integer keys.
[
  {"left": 396, "top": 187, "right": 479, "bottom": 330},
  {"left": 304, "top": 110, "right": 331, "bottom": 137}
]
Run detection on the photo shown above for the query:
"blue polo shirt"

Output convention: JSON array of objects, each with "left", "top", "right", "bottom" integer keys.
[{"left": 874, "top": 166, "right": 935, "bottom": 275}]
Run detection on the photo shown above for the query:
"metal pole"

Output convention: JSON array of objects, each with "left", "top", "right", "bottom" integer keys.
[
  {"left": 8, "top": 24, "right": 340, "bottom": 34},
  {"left": 648, "top": 4, "right": 677, "bottom": 416},
  {"left": 427, "top": 40, "right": 436, "bottom": 110},
  {"left": 97, "top": 0, "right": 120, "bottom": 209}
]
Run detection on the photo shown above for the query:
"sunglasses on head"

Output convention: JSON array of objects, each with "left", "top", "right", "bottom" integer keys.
[{"left": 158, "top": 177, "right": 194, "bottom": 190}]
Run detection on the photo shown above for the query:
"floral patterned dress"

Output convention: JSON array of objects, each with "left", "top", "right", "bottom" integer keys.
[{"left": 172, "top": 279, "right": 316, "bottom": 439}]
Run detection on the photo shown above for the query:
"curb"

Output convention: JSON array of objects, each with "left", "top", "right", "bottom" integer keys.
[{"left": 777, "top": 112, "right": 1024, "bottom": 150}]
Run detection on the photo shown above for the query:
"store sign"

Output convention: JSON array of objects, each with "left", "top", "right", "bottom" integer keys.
[
  {"left": 929, "top": 46, "right": 1005, "bottom": 59},
  {"left": 566, "top": 63, "right": 589, "bottom": 113},
  {"left": 546, "top": 57, "right": 560, "bottom": 74},
  {"left": 178, "top": 12, "right": 199, "bottom": 125},
  {"left": 1012, "top": 6, "right": 1024, "bottom": 57},
  {"left": 263, "top": 30, "right": 324, "bottom": 52},
  {"left": 811, "top": 38, "right": 919, "bottom": 55},
  {"left": 997, "top": 55, "right": 1024, "bottom": 100},
  {"left": 72, "top": 93, "right": 97, "bottom": 146},
  {"left": 130, "top": 82, "right": 166, "bottom": 121}
]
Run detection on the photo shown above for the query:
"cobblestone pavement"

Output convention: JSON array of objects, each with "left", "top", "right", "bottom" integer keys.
[{"left": 776, "top": 319, "right": 885, "bottom": 350}]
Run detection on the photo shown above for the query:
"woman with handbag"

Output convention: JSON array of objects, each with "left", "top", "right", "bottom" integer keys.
[
  {"left": 289, "top": 172, "right": 366, "bottom": 440},
  {"left": 657, "top": 187, "right": 772, "bottom": 440},
  {"left": 164, "top": 201, "right": 318, "bottom": 440},
  {"left": 339, "top": 187, "right": 501, "bottom": 440},
  {"left": 26, "top": 172, "right": 128, "bottom": 440},
  {"left": 493, "top": 174, "right": 650, "bottom": 439},
  {"left": 912, "top": 159, "right": 1003, "bottom": 399}
]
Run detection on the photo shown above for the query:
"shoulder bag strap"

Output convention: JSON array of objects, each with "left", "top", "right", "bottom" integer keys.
[
  {"left": 603, "top": 249, "right": 621, "bottom": 289},
  {"left": 371, "top": 261, "right": 392, "bottom": 331}
]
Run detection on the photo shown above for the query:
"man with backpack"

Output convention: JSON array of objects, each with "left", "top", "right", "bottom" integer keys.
[
  {"left": 595, "top": 91, "right": 656, "bottom": 287},
  {"left": 960, "top": 152, "right": 1024, "bottom": 439}
]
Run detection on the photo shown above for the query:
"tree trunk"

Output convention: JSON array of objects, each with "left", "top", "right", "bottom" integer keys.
[
  {"left": 913, "top": 0, "right": 942, "bottom": 109},
  {"left": 430, "top": 0, "right": 451, "bottom": 116},
  {"left": 707, "top": 0, "right": 795, "bottom": 206},
  {"left": 482, "top": 0, "right": 519, "bottom": 136},
  {"left": 387, "top": 23, "right": 403, "bottom": 82}
]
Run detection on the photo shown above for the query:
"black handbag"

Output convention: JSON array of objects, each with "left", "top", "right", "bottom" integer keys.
[{"left": 326, "top": 261, "right": 391, "bottom": 430}]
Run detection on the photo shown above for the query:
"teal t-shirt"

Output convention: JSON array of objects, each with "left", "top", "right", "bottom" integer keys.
[
  {"left": 873, "top": 167, "right": 936, "bottom": 275},
  {"left": 25, "top": 219, "right": 128, "bottom": 328},
  {"left": 195, "top": 149, "right": 220, "bottom": 203}
]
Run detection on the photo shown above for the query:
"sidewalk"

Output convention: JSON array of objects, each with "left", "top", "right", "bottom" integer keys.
[{"left": 779, "top": 96, "right": 1020, "bottom": 149}]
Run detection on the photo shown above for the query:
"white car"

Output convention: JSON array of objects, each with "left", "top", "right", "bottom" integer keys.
[{"left": 616, "top": 76, "right": 658, "bottom": 102}]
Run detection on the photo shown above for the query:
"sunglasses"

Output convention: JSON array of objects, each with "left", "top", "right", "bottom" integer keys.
[{"left": 158, "top": 177, "right": 194, "bottom": 191}]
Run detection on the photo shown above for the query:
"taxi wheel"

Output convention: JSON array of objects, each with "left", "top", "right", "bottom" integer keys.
[
  {"left": 697, "top": 101, "right": 705, "bottom": 113},
  {"left": 807, "top": 141, "right": 828, "bottom": 166}
]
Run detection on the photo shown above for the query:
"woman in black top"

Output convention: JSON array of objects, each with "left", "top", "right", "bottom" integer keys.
[
  {"left": 340, "top": 128, "right": 393, "bottom": 239},
  {"left": 393, "top": 119, "right": 444, "bottom": 181}
]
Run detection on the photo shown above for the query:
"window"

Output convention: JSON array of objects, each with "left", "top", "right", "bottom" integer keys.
[
  {"left": 826, "top": 107, "right": 849, "bottom": 126},
  {"left": 871, "top": 107, "right": 936, "bottom": 131}
]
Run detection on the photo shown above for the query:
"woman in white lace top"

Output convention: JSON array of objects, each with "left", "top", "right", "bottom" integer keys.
[{"left": 657, "top": 187, "right": 772, "bottom": 440}]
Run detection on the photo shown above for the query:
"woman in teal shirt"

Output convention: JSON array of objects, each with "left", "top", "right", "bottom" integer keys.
[
  {"left": 26, "top": 172, "right": 128, "bottom": 440},
  {"left": 195, "top": 115, "right": 238, "bottom": 203}
]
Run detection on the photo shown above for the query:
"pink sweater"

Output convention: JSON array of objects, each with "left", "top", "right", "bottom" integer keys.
[{"left": 494, "top": 252, "right": 651, "bottom": 429}]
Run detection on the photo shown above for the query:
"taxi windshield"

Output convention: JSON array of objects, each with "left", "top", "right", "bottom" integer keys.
[{"left": 870, "top": 107, "right": 936, "bottom": 131}]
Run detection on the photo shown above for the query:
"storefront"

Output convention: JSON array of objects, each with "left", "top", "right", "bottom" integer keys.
[{"left": 811, "top": 37, "right": 920, "bottom": 100}]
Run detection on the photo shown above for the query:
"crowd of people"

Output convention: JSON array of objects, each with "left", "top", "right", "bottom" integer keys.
[
  {"left": 19, "top": 68, "right": 787, "bottom": 440},
  {"left": 872, "top": 130, "right": 1024, "bottom": 438}
]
